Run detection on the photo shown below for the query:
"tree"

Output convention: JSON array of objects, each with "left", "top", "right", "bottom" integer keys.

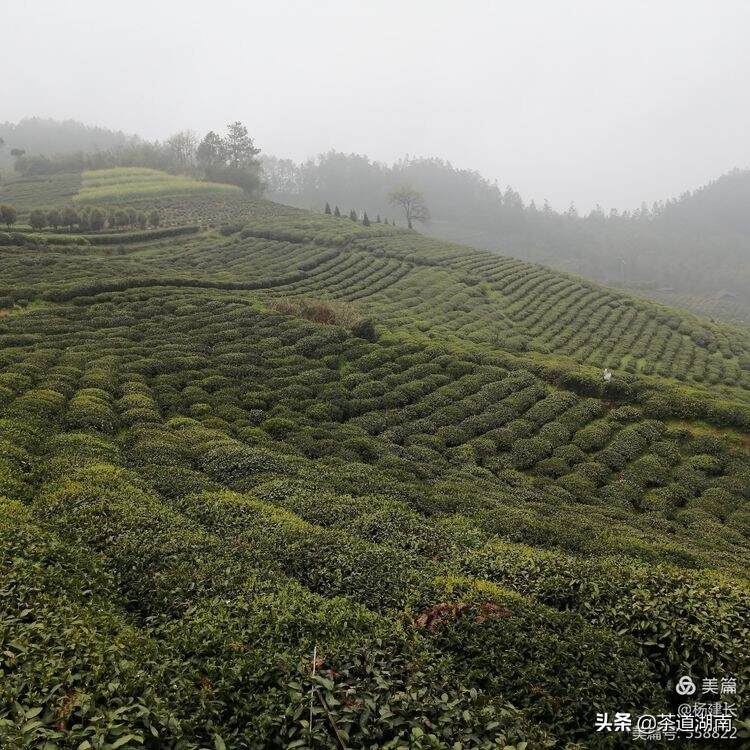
[
  {"left": 197, "top": 123, "right": 262, "bottom": 194},
  {"left": 10, "top": 148, "right": 25, "bottom": 159},
  {"left": 362, "top": 211, "right": 371, "bottom": 226},
  {"left": 137, "top": 212, "right": 148, "bottom": 229},
  {"left": 388, "top": 185, "right": 429, "bottom": 229},
  {"left": 47, "top": 209, "right": 61, "bottom": 230},
  {"left": 166, "top": 130, "right": 198, "bottom": 168},
  {"left": 324, "top": 202, "right": 331, "bottom": 215},
  {"left": 127, "top": 208, "right": 137, "bottom": 226},
  {"left": 149, "top": 210, "right": 161, "bottom": 228},
  {"left": 261, "top": 156, "right": 300, "bottom": 194},
  {"left": 349, "top": 209, "right": 358, "bottom": 221},
  {"left": 78, "top": 208, "right": 91, "bottom": 231},
  {"left": 115, "top": 209, "right": 129, "bottom": 228},
  {"left": 62, "top": 206, "right": 79, "bottom": 231},
  {"left": 224, "top": 121, "right": 260, "bottom": 170},
  {"left": 334, "top": 206, "right": 341, "bottom": 217},
  {"left": 29, "top": 209, "right": 47, "bottom": 230},
  {"left": 196, "top": 131, "right": 226, "bottom": 170},
  {"left": 0, "top": 204, "right": 18, "bottom": 229},
  {"left": 90, "top": 208, "right": 105, "bottom": 231},
  {"left": 376, "top": 214, "right": 381, "bottom": 222}
]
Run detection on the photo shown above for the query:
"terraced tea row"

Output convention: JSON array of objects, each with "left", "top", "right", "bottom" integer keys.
[
  {"left": 1, "top": 289, "right": 748, "bottom": 567},
  {"left": 0, "top": 172, "right": 81, "bottom": 211},
  {"left": 77, "top": 167, "right": 243, "bottom": 203},
  {"left": 638, "top": 288, "right": 750, "bottom": 326},
  {"left": 3, "top": 212, "right": 749, "bottom": 392},
  {"left": 1, "top": 286, "right": 748, "bottom": 746}
]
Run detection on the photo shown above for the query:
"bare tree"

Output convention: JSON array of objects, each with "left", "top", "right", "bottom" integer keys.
[
  {"left": 262, "top": 155, "right": 301, "bottom": 194},
  {"left": 166, "top": 130, "right": 198, "bottom": 168},
  {"left": 388, "top": 184, "right": 430, "bottom": 229}
]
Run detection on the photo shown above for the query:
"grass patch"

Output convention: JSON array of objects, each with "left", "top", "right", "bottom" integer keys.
[{"left": 76, "top": 167, "right": 242, "bottom": 203}]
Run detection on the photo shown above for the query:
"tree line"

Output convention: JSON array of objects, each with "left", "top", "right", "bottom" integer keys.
[
  {"left": 262, "top": 153, "right": 750, "bottom": 300},
  {"left": 0, "top": 203, "right": 160, "bottom": 232},
  {"left": 322, "top": 185, "right": 430, "bottom": 230},
  {"left": 4, "top": 121, "right": 263, "bottom": 195},
  {"left": 0, "top": 117, "right": 135, "bottom": 168}
]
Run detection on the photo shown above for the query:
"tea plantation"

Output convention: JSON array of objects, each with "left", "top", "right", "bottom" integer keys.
[{"left": 0, "top": 169, "right": 748, "bottom": 748}]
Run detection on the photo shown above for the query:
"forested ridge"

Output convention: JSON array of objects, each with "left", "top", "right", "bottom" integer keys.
[{"left": 264, "top": 153, "right": 750, "bottom": 319}]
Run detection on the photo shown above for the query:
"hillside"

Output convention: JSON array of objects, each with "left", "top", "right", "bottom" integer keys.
[
  {"left": 264, "top": 154, "right": 750, "bottom": 324},
  {"left": 0, "top": 118, "right": 138, "bottom": 170},
  {"left": 6, "top": 123, "right": 750, "bottom": 325},
  {"left": 1, "top": 170, "right": 748, "bottom": 748},
  {"left": 635, "top": 289, "right": 750, "bottom": 328}
]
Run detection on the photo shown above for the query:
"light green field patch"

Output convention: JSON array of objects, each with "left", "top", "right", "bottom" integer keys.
[{"left": 76, "top": 167, "right": 242, "bottom": 203}]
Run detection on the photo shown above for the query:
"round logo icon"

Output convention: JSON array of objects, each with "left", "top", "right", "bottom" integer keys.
[{"left": 676, "top": 676, "right": 696, "bottom": 696}]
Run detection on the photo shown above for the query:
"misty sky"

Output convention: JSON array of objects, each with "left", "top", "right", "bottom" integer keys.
[{"left": 4, "top": 0, "right": 750, "bottom": 211}]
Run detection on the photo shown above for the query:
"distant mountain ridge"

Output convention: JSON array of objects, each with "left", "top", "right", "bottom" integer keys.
[
  {"left": 263, "top": 153, "right": 750, "bottom": 312},
  {"left": 0, "top": 117, "right": 138, "bottom": 159}
]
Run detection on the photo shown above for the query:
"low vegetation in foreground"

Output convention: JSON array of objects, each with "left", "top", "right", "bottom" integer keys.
[{"left": 0, "top": 171, "right": 748, "bottom": 748}]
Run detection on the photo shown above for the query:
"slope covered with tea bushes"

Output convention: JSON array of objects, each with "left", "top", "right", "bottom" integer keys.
[
  {"left": 76, "top": 167, "right": 243, "bottom": 203},
  {"left": 0, "top": 177, "right": 748, "bottom": 748},
  {"left": 0, "top": 172, "right": 82, "bottom": 212}
]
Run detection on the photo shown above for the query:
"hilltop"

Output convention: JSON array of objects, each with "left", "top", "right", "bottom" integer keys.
[{"left": 0, "top": 168, "right": 748, "bottom": 748}]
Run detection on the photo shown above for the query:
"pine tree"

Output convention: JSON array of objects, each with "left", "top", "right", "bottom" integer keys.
[
  {"left": 349, "top": 209, "right": 358, "bottom": 221},
  {"left": 362, "top": 211, "right": 370, "bottom": 226},
  {"left": 334, "top": 206, "right": 341, "bottom": 217},
  {"left": 324, "top": 202, "right": 331, "bottom": 214},
  {"left": 376, "top": 214, "right": 381, "bottom": 223}
]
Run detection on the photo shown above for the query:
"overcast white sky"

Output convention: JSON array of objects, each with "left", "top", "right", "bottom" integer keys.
[{"left": 4, "top": 0, "right": 750, "bottom": 211}]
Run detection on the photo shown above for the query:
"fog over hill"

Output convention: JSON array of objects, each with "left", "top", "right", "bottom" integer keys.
[
  {"left": 0, "top": 118, "right": 138, "bottom": 167},
  {"left": 3, "top": 1, "right": 750, "bottom": 210},
  {"left": 3, "top": 115, "right": 750, "bottom": 324},
  {"left": 264, "top": 153, "right": 750, "bottom": 319}
]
